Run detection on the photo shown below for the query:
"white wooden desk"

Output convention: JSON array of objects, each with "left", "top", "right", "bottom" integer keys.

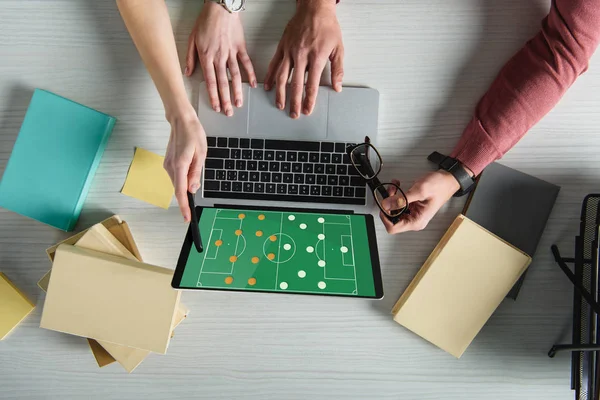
[{"left": 1, "top": 1, "right": 598, "bottom": 399}]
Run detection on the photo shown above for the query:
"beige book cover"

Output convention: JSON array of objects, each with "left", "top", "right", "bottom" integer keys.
[
  {"left": 40, "top": 245, "right": 181, "bottom": 354},
  {"left": 40, "top": 217, "right": 141, "bottom": 367},
  {"left": 0, "top": 272, "right": 35, "bottom": 340},
  {"left": 40, "top": 216, "right": 142, "bottom": 292},
  {"left": 75, "top": 224, "right": 187, "bottom": 371},
  {"left": 76, "top": 224, "right": 138, "bottom": 261},
  {"left": 392, "top": 215, "right": 531, "bottom": 358},
  {"left": 99, "top": 305, "right": 189, "bottom": 373},
  {"left": 45, "top": 215, "right": 142, "bottom": 263},
  {"left": 40, "top": 219, "right": 188, "bottom": 368}
]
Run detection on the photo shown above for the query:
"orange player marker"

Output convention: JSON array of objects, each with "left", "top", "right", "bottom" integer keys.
[
  {"left": 251, "top": 256, "right": 259, "bottom": 264},
  {"left": 238, "top": 213, "right": 245, "bottom": 219},
  {"left": 269, "top": 235, "right": 277, "bottom": 242},
  {"left": 255, "top": 230, "right": 263, "bottom": 237},
  {"left": 225, "top": 276, "right": 233, "bottom": 285},
  {"left": 215, "top": 239, "right": 223, "bottom": 247},
  {"left": 229, "top": 255, "right": 238, "bottom": 263},
  {"left": 258, "top": 214, "right": 265, "bottom": 220},
  {"left": 248, "top": 277, "right": 257, "bottom": 286},
  {"left": 235, "top": 229, "right": 242, "bottom": 236},
  {"left": 267, "top": 253, "right": 276, "bottom": 260}
]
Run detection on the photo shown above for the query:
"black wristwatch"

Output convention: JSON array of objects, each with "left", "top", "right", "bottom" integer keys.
[{"left": 427, "top": 151, "right": 476, "bottom": 197}]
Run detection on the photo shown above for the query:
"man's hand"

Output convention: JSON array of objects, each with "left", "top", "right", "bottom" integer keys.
[
  {"left": 186, "top": 1, "right": 257, "bottom": 116},
  {"left": 164, "top": 111, "right": 208, "bottom": 222},
  {"left": 264, "top": 0, "right": 343, "bottom": 119},
  {"left": 379, "top": 172, "right": 461, "bottom": 234}
]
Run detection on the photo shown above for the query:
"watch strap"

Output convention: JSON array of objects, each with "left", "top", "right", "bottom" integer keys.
[{"left": 427, "top": 151, "right": 476, "bottom": 197}]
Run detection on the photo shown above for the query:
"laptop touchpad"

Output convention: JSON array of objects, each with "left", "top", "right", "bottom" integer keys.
[
  {"left": 248, "top": 87, "right": 328, "bottom": 140},
  {"left": 197, "top": 84, "right": 250, "bottom": 138}
]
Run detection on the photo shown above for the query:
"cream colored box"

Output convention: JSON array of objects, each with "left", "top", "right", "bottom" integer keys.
[
  {"left": 392, "top": 215, "right": 531, "bottom": 358},
  {"left": 40, "top": 216, "right": 188, "bottom": 370},
  {"left": 41, "top": 245, "right": 181, "bottom": 354}
]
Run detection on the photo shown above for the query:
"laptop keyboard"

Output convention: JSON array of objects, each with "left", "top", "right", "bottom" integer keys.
[{"left": 203, "top": 137, "right": 367, "bottom": 205}]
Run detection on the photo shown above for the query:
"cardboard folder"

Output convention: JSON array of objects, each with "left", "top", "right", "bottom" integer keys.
[
  {"left": 75, "top": 224, "right": 187, "bottom": 371},
  {"left": 41, "top": 245, "right": 181, "bottom": 354},
  {"left": 392, "top": 215, "right": 531, "bottom": 358},
  {"left": 40, "top": 216, "right": 141, "bottom": 367},
  {"left": 40, "top": 216, "right": 187, "bottom": 369},
  {"left": 99, "top": 305, "right": 189, "bottom": 373},
  {"left": 45, "top": 215, "right": 142, "bottom": 263}
]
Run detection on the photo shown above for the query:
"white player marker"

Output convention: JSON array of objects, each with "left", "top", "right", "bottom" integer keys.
[
  {"left": 283, "top": 243, "right": 292, "bottom": 251},
  {"left": 298, "top": 270, "right": 306, "bottom": 278},
  {"left": 288, "top": 215, "right": 295, "bottom": 221},
  {"left": 306, "top": 246, "right": 314, "bottom": 253},
  {"left": 280, "top": 282, "right": 288, "bottom": 290},
  {"left": 318, "top": 281, "right": 326, "bottom": 289},
  {"left": 318, "top": 234, "right": 325, "bottom": 240},
  {"left": 318, "top": 217, "right": 325, "bottom": 223},
  {"left": 299, "top": 223, "right": 307, "bottom": 230},
  {"left": 340, "top": 246, "right": 349, "bottom": 253},
  {"left": 318, "top": 260, "right": 326, "bottom": 267}
]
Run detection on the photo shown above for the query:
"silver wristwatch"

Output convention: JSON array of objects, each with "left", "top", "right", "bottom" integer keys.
[{"left": 205, "top": 0, "right": 245, "bottom": 13}]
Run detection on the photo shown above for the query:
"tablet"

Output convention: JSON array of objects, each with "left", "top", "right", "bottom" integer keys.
[{"left": 172, "top": 205, "right": 383, "bottom": 299}]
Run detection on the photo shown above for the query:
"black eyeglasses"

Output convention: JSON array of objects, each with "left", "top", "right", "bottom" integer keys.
[{"left": 346, "top": 137, "right": 410, "bottom": 224}]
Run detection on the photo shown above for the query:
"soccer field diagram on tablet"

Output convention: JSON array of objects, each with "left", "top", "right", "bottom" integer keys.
[{"left": 178, "top": 208, "right": 377, "bottom": 297}]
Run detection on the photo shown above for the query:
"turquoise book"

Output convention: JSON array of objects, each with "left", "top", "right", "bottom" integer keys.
[{"left": 0, "top": 89, "right": 115, "bottom": 231}]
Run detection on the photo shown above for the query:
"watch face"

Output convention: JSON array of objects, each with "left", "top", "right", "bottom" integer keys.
[{"left": 224, "top": 0, "right": 245, "bottom": 12}]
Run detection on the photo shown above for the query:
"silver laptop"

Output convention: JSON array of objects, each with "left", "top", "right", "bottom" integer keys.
[{"left": 196, "top": 83, "right": 379, "bottom": 214}]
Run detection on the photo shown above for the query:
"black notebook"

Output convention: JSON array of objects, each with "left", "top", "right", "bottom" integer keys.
[{"left": 463, "top": 162, "right": 560, "bottom": 299}]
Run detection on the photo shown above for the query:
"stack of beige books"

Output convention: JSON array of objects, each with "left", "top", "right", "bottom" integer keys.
[
  {"left": 392, "top": 215, "right": 531, "bottom": 358},
  {"left": 38, "top": 216, "right": 188, "bottom": 372}
]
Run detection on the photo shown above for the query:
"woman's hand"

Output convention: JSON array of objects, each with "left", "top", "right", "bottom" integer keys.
[
  {"left": 163, "top": 110, "right": 208, "bottom": 222},
  {"left": 379, "top": 171, "right": 461, "bottom": 234},
  {"left": 265, "top": 0, "right": 343, "bottom": 119},
  {"left": 185, "top": 1, "right": 257, "bottom": 116}
]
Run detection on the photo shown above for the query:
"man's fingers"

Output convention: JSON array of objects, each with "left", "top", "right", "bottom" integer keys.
[
  {"left": 174, "top": 165, "right": 191, "bottom": 222},
  {"left": 289, "top": 59, "right": 307, "bottom": 119},
  {"left": 216, "top": 58, "right": 233, "bottom": 116},
  {"left": 264, "top": 46, "right": 283, "bottom": 91},
  {"left": 380, "top": 211, "right": 416, "bottom": 234},
  {"left": 404, "top": 185, "right": 425, "bottom": 205},
  {"left": 185, "top": 35, "right": 196, "bottom": 77},
  {"left": 330, "top": 46, "right": 344, "bottom": 92},
  {"left": 200, "top": 56, "right": 220, "bottom": 113},
  {"left": 302, "top": 57, "right": 326, "bottom": 115},
  {"left": 380, "top": 193, "right": 407, "bottom": 213},
  {"left": 380, "top": 179, "right": 416, "bottom": 216},
  {"left": 379, "top": 211, "right": 396, "bottom": 231},
  {"left": 238, "top": 50, "right": 257, "bottom": 88},
  {"left": 228, "top": 55, "right": 243, "bottom": 108},
  {"left": 386, "top": 183, "right": 398, "bottom": 196},
  {"left": 275, "top": 57, "right": 292, "bottom": 111}
]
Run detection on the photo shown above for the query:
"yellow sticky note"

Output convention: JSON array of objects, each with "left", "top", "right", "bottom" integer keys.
[
  {"left": 121, "top": 148, "right": 174, "bottom": 209},
  {"left": 0, "top": 272, "right": 35, "bottom": 340}
]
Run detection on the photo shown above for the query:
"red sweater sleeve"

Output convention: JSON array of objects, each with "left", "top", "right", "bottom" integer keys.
[{"left": 451, "top": 0, "right": 600, "bottom": 175}]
